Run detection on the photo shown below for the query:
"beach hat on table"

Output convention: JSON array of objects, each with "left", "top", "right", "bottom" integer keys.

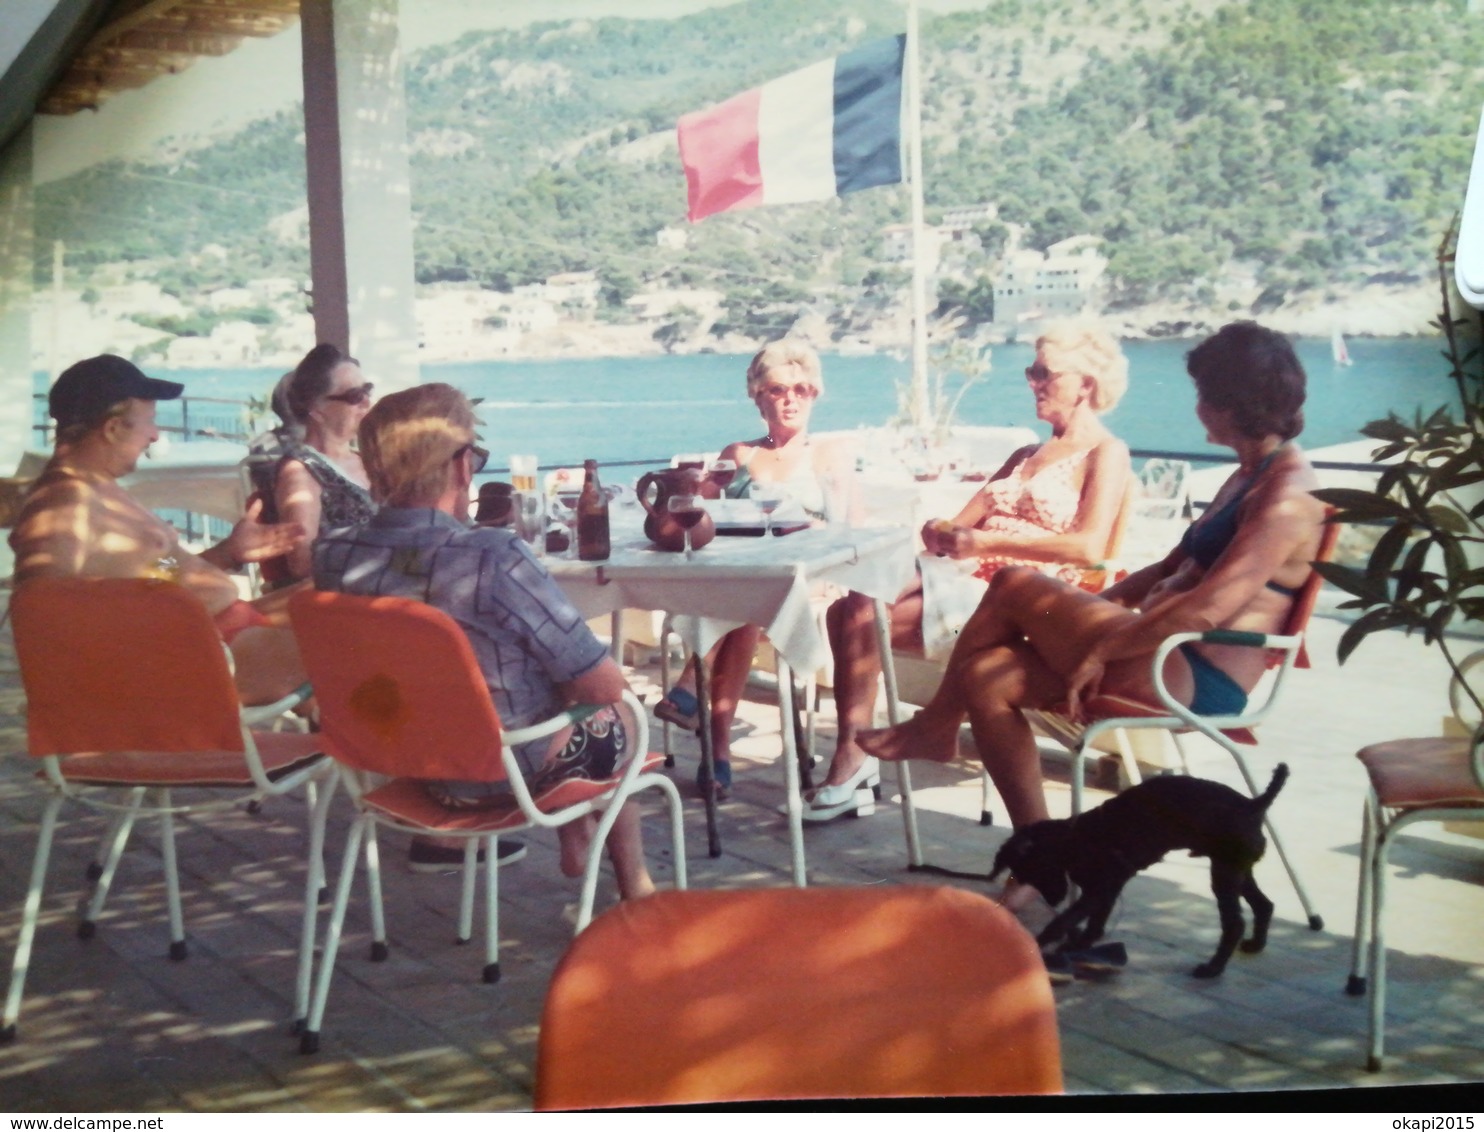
[{"left": 50, "top": 355, "right": 184, "bottom": 431}]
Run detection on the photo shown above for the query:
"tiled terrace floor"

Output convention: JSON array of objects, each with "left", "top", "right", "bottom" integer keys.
[{"left": 0, "top": 608, "right": 1481, "bottom": 1110}]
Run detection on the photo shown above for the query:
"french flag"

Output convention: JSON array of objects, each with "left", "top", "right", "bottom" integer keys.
[{"left": 676, "top": 35, "right": 906, "bottom": 223}]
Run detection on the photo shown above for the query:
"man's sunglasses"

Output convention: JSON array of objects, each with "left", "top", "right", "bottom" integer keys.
[
  {"left": 453, "top": 443, "right": 490, "bottom": 475},
  {"left": 323, "top": 382, "right": 374, "bottom": 406}
]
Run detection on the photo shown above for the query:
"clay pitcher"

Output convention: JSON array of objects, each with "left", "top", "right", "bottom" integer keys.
[{"left": 636, "top": 467, "right": 717, "bottom": 553}]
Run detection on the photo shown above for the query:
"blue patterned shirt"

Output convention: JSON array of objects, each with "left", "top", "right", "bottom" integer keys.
[{"left": 312, "top": 507, "right": 607, "bottom": 775}]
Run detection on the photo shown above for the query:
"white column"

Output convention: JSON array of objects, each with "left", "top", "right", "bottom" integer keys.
[
  {"left": 301, "top": 0, "right": 420, "bottom": 393},
  {"left": 0, "top": 124, "right": 35, "bottom": 476}
]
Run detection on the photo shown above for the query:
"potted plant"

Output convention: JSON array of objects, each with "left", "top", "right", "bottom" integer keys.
[{"left": 1312, "top": 220, "right": 1484, "bottom": 717}]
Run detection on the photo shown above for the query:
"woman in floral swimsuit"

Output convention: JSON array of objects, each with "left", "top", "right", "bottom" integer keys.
[{"left": 806, "top": 320, "right": 1133, "bottom": 820}]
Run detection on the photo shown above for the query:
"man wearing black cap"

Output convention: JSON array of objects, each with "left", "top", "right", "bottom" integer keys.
[{"left": 10, "top": 355, "right": 309, "bottom": 705}]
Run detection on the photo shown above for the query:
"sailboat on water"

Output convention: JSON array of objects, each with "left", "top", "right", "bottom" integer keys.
[{"left": 1331, "top": 328, "right": 1353, "bottom": 366}]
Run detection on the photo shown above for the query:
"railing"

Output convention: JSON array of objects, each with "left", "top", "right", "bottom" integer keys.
[{"left": 31, "top": 392, "right": 249, "bottom": 447}]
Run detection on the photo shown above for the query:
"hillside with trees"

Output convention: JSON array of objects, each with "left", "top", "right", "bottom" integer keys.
[{"left": 32, "top": 0, "right": 1484, "bottom": 347}]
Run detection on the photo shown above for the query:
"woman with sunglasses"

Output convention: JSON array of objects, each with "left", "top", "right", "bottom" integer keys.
[
  {"left": 273, "top": 343, "right": 377, "bottom": 579},
  {"left": 806, "top": 320, "right": 1131, "bottom": 820},
  {"left": 655, "top": 339, "right": 858, "bottom": 797}
]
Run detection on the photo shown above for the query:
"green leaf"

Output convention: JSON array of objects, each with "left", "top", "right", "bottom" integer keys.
[
  {"left": 1364, "top": 523, "right": 1410, "bottom": 589},
  {"left": 1427, "top": 505, "right": 1470, "bottom": 533},
  {"left": 1424, "top": 605, "right": 1453, "bottom": 645},
  {"left": 1309, "top": 488, "right": 1410, "bottom": 521},
  {"left": 1311, "top": 561, "right": 1373, "bottom": 601},
  {"left": 1336, "top": 608, "right": 1410, "bottom": 665}
]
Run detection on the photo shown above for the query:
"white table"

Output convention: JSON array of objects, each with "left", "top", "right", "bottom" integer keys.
[
  {"left": 120, "top": 440, "right": 248, "bottom": 523},
  {"left": 546, "top": 518, "right": 919, "bottom": 885}
]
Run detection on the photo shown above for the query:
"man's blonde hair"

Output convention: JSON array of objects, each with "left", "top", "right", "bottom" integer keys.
[
  {"left": 358, "top": 383, "right": 476, "bottom": 507},
  {"left": 1035, "top": 320, "right": 1129, "bottom": 413},
  {"left": 745, "top": 338, "right": 824, "bottom": 400}
]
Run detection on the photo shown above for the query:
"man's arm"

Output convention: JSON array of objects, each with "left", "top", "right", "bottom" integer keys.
[{"left": 559, "top": 656, "right": 628, "bottom": 706}]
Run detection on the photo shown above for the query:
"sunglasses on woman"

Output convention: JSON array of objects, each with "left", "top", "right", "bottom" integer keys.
[
  {"left": 1024, "top": 365, "right": 1070, "bottom": 385},
  {"left": 452, "top": 442, "right": 490, "bottom": 475},
  {"left": 324, "top": 382, "right": 374, "bottom": 406},
  {"left": 761, "top": 382, "right": 819, "bottom": 401}
]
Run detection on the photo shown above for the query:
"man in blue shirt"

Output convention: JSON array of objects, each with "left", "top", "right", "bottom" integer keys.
[{"left": 314, "top": 382, "right": 655, "bottom": 897}]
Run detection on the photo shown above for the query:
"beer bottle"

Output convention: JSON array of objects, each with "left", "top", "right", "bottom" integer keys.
[{"left": 577, "top": 459, "right": 610, "bottom": 561}]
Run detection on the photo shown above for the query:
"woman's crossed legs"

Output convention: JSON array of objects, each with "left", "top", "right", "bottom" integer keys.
[{"left": 858, "top": 566, "right": 1170, "bottom": 828}]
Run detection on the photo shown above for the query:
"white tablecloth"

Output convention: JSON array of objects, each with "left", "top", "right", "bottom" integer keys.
[
  {"left": 120, "top": 440, "right": 248, "bottom": 523},
  {"left": 546, "top": 520, "right": 916, "bottom": 674}
]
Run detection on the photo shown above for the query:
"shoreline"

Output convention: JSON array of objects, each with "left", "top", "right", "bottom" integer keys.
[{"left": 409, "top": 281, "right": 1441, "bottom": 365}]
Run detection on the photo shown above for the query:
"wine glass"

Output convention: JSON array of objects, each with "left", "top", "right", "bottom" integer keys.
[
  {"left": 749, "top": 481, "right": 787, "bottom": 537},
  {"left": 667, "top": 492, "right": 706, "bottom": 560},
  {"left": 707, "top": 458, "right": 738, "bottom": 494}
]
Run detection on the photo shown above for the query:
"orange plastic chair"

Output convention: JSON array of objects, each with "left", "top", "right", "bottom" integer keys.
[
  {"left": 1345, "top": 649, "right": 1484, "bottom": 1071},
  {"left": 287, "top": 590, "right": 687, "bottom": 1055},
  {"left": 534, "top": 885, "right": 1062, "bottom": 1109},
  {"left": 1, "top": 577, "right": 324, "bottom": 1043}
]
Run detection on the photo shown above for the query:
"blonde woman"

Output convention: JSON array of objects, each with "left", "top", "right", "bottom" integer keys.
[
  {"left": 808, "top": 320, "right": 1132, "bottom": 820},
  {"left": 655, "top": 339, "right": 857, "bottom": 797}
]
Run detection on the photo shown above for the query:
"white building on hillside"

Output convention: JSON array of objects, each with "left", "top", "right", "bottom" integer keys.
[{"left": 992, "top": 235, "right": 1107, "bottom": 329}]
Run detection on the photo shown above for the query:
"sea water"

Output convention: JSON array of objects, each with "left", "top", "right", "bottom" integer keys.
[{"left": 37, "top": 336, "right": 1460, "bottom": 470}]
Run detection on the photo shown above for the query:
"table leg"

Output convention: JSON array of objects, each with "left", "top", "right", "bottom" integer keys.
[
  {"left": 693, "top": 651, "right": 722, "bottom": 859},
  {"left": 791, "top": 674, "right": 814, "bottom": 793},
  {"left": 776, "top": 654, "right": 808, "bottom": 887},
  {"left": 874, "top": 596, "right": 922, "bottom": 868},
  {"left": 608, "top": 610, "right": 624, "bottom": 664}
]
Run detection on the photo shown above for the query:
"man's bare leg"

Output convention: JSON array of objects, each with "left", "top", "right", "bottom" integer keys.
[{"left": 557, "top": 804, "right": 655, "bottom": 899}]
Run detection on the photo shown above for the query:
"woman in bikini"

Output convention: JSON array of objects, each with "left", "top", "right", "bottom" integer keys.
[
  {"left": 805, "top": 320, "right": 1132, "bottom": 820},
  {"left": 857, "top": 321, "right": 1324, "bottom": 868},
  {"left": 654, "top": 339, "right": 857, "bottom": 797}
]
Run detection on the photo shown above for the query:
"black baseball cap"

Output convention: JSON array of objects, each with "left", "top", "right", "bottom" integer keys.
[{"left": 50, "top": 355, "right": 184, "bottom": 431}]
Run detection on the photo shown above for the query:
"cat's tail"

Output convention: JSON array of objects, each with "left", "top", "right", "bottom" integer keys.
[{"left": 1254, "top": 762, "right": 1289, "bottom": 811}]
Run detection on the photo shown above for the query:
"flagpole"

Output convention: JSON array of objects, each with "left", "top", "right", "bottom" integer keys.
[{"left": 904, "top": 0, "right": 930, "bottom": 435}]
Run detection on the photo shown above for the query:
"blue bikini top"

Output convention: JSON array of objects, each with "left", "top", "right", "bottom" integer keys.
[{"left": 1177, "top": 448, "right": 1298, "bottom": 597}]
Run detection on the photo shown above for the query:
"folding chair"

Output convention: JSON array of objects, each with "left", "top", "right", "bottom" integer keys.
[
  {"left": 287, "top": 590, "right": 687, "bottom": 1055},
  {"left": 1030, "top": 517, "right": 1343, "bottom": 932},
  {"left": 2, "top": 577, "right": 325, "bottom": 1042},
  {"left": 1344, "top": 649, "right": 1484, "bottom": 1071},
  {"left": 534, "top": 885, "right": 1062, "bottom": 1109}
]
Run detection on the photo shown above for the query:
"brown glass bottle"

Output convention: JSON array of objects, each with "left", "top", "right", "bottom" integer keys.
[{"left": 576, "top": 459, "right": 610, "bottom": 561}]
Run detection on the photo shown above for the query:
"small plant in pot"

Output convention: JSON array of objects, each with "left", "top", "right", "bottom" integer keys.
[{"left": 1311, "top": 221, "right": 1484, "bottom": 716}]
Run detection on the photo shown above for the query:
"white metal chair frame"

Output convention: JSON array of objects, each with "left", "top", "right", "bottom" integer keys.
[
  {"left": 2, "top": 632, "right": 325, "bottom": 1043},
  {"left": 1029, "top": 627, "right": 1323, "bottom": 930},
  {"left": 1345, "top": 650, "right": 1484, "bottom": 1071},
  {"left": 298, "top": 686, "right": 686, "bottom": 1055}
]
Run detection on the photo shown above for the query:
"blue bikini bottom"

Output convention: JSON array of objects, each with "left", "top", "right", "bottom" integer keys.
[{"left": 1177, "top": 643, "right": 1249, "bottom": 717}]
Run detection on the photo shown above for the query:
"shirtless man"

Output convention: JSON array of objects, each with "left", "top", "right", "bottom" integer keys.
[{"left": 10, "top": 355, "right": 309, "bottom": 705}]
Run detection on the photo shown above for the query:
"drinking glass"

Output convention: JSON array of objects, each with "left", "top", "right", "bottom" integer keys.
[
  {"left": 707, "top": 458, "right": 738, "bottom": 494},
  {"left": 749, "top": 481, "right": 786, "bottom": 537},
  {"left": 668, "top": 492, "right": 705, "bottom": 560},
  {"left": 510, "top": 453, "right": 538, "bottom": 494},
  {"left": 548, "top": 492, "right": 579, "bottom": 557},
  {"left": 515, "top": 490, "right": 545, "bottom": 557}
]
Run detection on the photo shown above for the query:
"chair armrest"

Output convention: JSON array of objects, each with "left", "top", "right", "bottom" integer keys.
[
  {"left": 1145, "top": 630, "right": 1305, "bottom": 728},
  {"left": 503, "top": 701, "right": 603, "bottom": 747},
  {"left": 240, "top": 681, "right": 314, "bottom": 727}
]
